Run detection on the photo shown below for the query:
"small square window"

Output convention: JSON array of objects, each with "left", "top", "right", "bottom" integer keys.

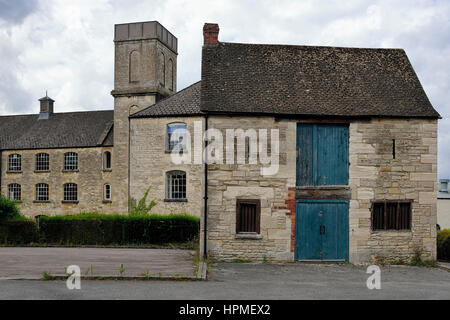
[
  {"left": 372, "top": 201, "right": 411, "bottom": 230},
  {"left": 236, "top": 199, "right": 261, "bottom": 234}
]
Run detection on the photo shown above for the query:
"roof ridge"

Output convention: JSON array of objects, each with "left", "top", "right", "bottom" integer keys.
[
  {"left": 219, "top": 41, "right": 405, "bottom": 51},
  {"left": 0, "top": 109, "right": 113, "bottom": 118}
]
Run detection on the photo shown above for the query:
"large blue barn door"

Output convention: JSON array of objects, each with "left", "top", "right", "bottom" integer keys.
[
  {"left": 295, "top": 123, "right": 349, "bottom": 261},
  {"left": 295, "top": 200, "right": 349, "bottom": 261},
  {"left": 296, "top": 124, "right": 349, "bottom": 186}
]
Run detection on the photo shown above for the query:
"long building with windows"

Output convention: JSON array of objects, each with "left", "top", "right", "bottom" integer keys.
[{"left": 0, "top": 20, "right": 441, "bottom": 264}]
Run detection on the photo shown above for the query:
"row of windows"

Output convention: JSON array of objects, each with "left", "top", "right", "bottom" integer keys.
[
  {"left": 234, "top": 200, "right": 412, "bottom": 236},
  {"left": 7, "top": 171, "right": 183, "bottom": 203},
  {"left": 7, "top": 183, "right": 112, "bottom": 202},
  {"left": 6, "top": 152, "right": 112, "bottom": 172}
]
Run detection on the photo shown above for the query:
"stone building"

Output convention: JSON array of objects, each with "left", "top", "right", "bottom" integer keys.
[
  {"left": 437, "top": 179, "right": 450, "bottom": 230},
  {"left": 0, "top": 20, "right": 440, "bottom": 264}
]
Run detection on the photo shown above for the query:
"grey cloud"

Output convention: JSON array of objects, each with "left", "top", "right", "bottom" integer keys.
[{"left": 0, "top": 0, "right": 39, "bottom": 25}]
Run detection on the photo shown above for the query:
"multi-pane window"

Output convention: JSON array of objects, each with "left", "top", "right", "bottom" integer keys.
[
  {"left": 36, "top": 153, "right": 50, "bottom": 171},
  {"left": 372, "top": 201, "right": 411, "bottom": 230},
  {"left": 8, "top": 184, "right": 21, "bottom": 201},
  {"left": 35, "top": 183, "right": 49, "bottom": 201},
  {"left": 236, "top": 199, "right": 261, "bottom": 234},
  {"left": 64, "top": 152, "right": 78, "bottom": 171},
  {"left": 63, "top": 183, "right": 77, "bottom": 202},
  {"left": 167, "top": 123, "right": 187, "bottom": 152},
  {"left": 8, "top": 154, "right": 21, "bottom": 172},
  {"left": 166, "top": 170, "right": 186, "bottom": 199},
  {"left": 104, "top": 184, "right": 111, "bottom": 201},
  {"left": 104, "top": 151, "right": 111, "bottom": 170}
]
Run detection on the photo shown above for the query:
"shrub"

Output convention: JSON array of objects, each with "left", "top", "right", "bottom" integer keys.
[
  {"left": 437, "top": 229, "right": 450, "bottom": 261},
  {"left": 38, "top": 213, "right": 199, "bottom": 245},
  {"left": 129, "top": 188, "right": 157, "bottom": 216},
  {"left": 0, "top": 218, "right": 39, "bottom": 244},
  {"left": 0, "top": 194, "right": 21, "bottom": 221}
]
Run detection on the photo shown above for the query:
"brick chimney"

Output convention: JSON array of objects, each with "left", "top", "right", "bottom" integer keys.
[
  {"left": 38, "top": 93, "right": 54, "bottom": 119},
  {"left": 203, "top": 23, "right": 219, "bottom": 45}
]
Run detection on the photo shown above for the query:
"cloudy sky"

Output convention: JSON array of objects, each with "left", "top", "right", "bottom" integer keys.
[{"left": 0, "top": 0, "right": 449, "bottom": 177}]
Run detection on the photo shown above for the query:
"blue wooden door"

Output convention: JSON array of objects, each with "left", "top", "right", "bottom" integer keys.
[
  {"left": 295, "top": 200, "right": 349, "bottom": 261},
  {"left": 296, "top": 124, "right": 349, "bottom": 186}
]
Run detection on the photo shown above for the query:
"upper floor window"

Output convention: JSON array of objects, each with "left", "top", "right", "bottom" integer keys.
[
  {"left": 104, "top": 184, "right": 111, "bottom": 201},
  {"left": 8, "top": 183, "right": 21, "bottom": 201},
  {"left": 167, "top": 123, "right": 187, "bottom": 152},
  {"left": 63, "top": 183, "right": 78, "bottom": 202},
  {"left": 104, "top": 151, "right": 111, "bottom": 170},
  {"left": 166, "top": 170, "right": 186, "bottom": 200},
  {"left": 8, "top": 154, "right": 21, "bottom": 172},
  {"left": 35, "top": 183, "right": 49, "bottom": 202},
  {"left": 36, "top": 153, "right": 50, "bottom": 171},
  {"left": 64, "top": 152, "right": 78, "bottom": 171}
]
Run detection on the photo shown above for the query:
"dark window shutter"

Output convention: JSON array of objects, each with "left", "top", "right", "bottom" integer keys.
[{"left": 236, "top": 199, "right": 261, "bottom": 233}]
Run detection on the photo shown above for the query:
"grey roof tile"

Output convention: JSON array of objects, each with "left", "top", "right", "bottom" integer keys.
[
  {"left": 0, "top": 110, "right": 114, "bottom": 150},
  {"left": 130, "top": 81, "right": 203, "bottom": 118},
  {"left": 200, "top": 42, "right": 440, "bottom": 118}
]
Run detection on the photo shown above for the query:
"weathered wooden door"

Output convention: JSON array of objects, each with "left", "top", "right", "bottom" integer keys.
[
  {"left": 295, "top": 123, "right": 349, "bottom": 260},
  {"left": 296, "top": 123, "right": 349, "bottom": 186},
  {"left": 295, "top": 200, "right": 349, "bottom": 261}
]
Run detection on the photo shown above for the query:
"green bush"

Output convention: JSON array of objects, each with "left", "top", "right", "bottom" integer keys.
[
  {"left": 0, "top": 218, "right": 39, "bottom": 244},
  {"left": 437, "top": 229, "right": 450, "bottom": 261},
  {"left": 38, "top": 213, "right": 199, "bottom": 245},
  {"left": 0, "top": 194, "right": 21, "bottom": 221}
]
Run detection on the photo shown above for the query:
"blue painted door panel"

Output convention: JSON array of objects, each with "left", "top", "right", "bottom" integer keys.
[
  {"left": 295, "top": 200, "right": 349, "bottom": 261},
  {"left": 296, "top": 124, "right": 349, "bottom": 186}
]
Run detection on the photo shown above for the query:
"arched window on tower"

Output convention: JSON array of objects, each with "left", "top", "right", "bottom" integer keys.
[
  {"left": 159, "top": 51, "right": 165, "bottom": 87},
  {"left": 129, "top": 50, "right": 140, "bottom": 83},
  {"left": 168, "top": 59, "right": 174, "bottom": 91}
]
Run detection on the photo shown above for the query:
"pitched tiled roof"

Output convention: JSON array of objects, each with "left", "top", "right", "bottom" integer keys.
[
  {"left": 200, "top": 42, "right": 440, "bottom": 118},
  {"left": 130, "top": 81, "right": 203, "bottom": 118},
  {"left": 0, "top": 110, "right": 114, "bottom": 150}
]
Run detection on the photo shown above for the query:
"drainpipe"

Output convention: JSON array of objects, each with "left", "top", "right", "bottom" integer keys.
[{"left": 203, "top": 114, "right": 209, "bottom": 259}]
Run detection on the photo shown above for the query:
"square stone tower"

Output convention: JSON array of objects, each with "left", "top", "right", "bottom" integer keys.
[{"left": 111, "top": 21, "right": 178, "bottom": 212}]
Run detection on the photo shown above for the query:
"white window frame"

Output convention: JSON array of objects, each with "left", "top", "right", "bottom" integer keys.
[
  {"left": 8, "top": 183, "right": 21, "bottom": 201},
  {"left": 167, "top": 122, "right": 187, "bottom": 152},
  {"left": 64, "top": 152, "right": 78, "bottom": 171},
  {"left": 36, "top": 183, "right": 49, "bottom": 201},
  {"left": 63, "top": 183, "right": 78, "bottom": 202},
  {"left": 166, "top": 170, "right": 186, "bottom": 200},
  {"left": 8, "top": 154, "right": 21, "bottom": 172},
  {"left": 104, "top": 184, "right": 111, "bottom": 201}
]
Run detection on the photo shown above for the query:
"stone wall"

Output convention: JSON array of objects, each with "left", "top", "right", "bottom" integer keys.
[
  {"left": 206, "top": 116, "right": 296, "bottom": 262},
  {"left": 349, "top": 119, "right": 437, "bottom": 264},
  {"left": 205, "top": 116, "right": 437, "bottom": 264},
  {"left": 1, "top": 147, "right": 116, "bottom": 217},
  {"left": 129, "top": 116, "right": 204, "bottom": 217}
]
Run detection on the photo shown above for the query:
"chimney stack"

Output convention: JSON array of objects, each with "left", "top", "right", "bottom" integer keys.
[
  {"left": 38, "top": 93, "right": 54, "bottom": 119},
  {"left": 203, "top": 23, "right": 219, "bottom": 45}
]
